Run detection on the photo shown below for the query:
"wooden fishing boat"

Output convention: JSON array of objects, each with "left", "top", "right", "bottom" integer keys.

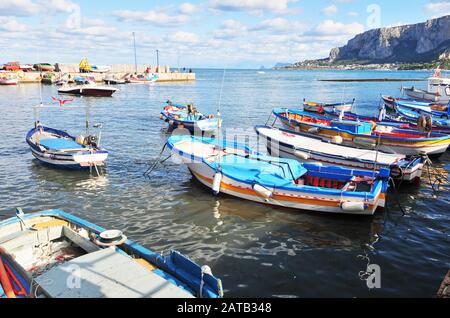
[
  {"left": 255, "top": 125, "right": 424, "bottom": 183},
  {"left": 160, "top": 102, "right": 221, "bottom": 134},
  {"left": 0, "top": 209, "right": 223, "bottom": 298},
  {"left": 58, "top": 84, "right": 118, "bottom": 97},
  {"left": 26, "top": 124, "right": 108, "bottom": 170},
  {"left": 381, "top": 95, "right": 438, "bottom": 111},
  {"left": 303, "top": 98, "right": 355, "bottom": 113},
  {"left": 394, "top": 103, "right": 450, "bottom": 131},
  {"left": 168, "top": 135, "right": 390, "bottom": 215},
  {"left": 323, "top": 108, "right": 450, "bottom": 135},
  {"left": 272, "top": 108, "right": 450, "bottom": 157}
]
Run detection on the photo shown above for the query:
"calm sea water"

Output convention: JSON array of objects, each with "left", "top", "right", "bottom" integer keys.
[{"left": 0, "top": 69, "right": 448, "bottom": 297}]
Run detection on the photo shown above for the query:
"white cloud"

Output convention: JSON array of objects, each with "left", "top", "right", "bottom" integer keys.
[
  {"left": 321, "top": 5, "right": 338, "bottom": 16},
  {"left": 314, "top": 20, "right": 365, "bottom": 36},
  {"left": 0, "top": 0, "right": 40, "bottom": 16},
  {"left": 209, "top": 0, "right": 296, "bottom": 15},
  {"left": 347, "top": 11, "right": 359, "bottom": 17},
  {"left": 424, "top": 1, "right": 450, "bottom": 17},
  {"left": 214, "top": 19, "right": 247, "bottom": 39},
  {"left": 250, "top": 18, "right": 309, "bottom": 34},
  {"left": 0, "top": 17, "right": 27, "bottom": 31},
  {"left": 167, "top": 31, "right": 200, "bottom": 44},
  {"left": 112, "top": 9, "right": 190, "bottom": 27},
  {"left": 38, "top": 0, "right": 79, "bottom": 13},
  {"left": 179, "top": 2, "right": 196, "bottom": 14}
]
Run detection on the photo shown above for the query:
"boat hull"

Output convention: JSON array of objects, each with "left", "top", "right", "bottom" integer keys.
[
  {"left": 183, "top": 160, "right": 385, "bottom": 216},
  {"left": 26, "top": 126, "right": 108, "bottom": 170},
  {"left": 274, "top": 109, "right": 450, "bottom": 157},
  {"left": 256, "top": 126, "right": 424, "bottom": 183},
  {"left": 168, "top": 136, "right": 389, "bottom": 216},
  {"left": 58, "top": 86, "right": 117, "bottom": 97}
]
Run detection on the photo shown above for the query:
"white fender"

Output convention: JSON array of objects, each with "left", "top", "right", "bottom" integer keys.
[
  {"left": 169, "top": 120, "right": 174, "bottom": 125},
  {"left": 308, "top": 127, "right": 320, "bottom": 134},
  {"left": 212, "top": 172, "right": 222, "bottom": 195},
  {"left": 340, "top": 201, "right": 366, "bottom": 212},
  {"left": 331, "top": 135, "right": 343, "bottom": 144},
  {"left": 294, "top": 150, "right": 310, "bottom": 160},
  {"left": 353, "top": 137, "right": 377, "bottom": 149},
  {"left": 253, "top": 184, "right": 273, "bottom": 200},
  {"left": 159, "top": 114, "right": 164, "bottom": 120}
]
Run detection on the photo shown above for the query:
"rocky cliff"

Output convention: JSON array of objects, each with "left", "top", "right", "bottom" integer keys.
[{"left": 329, "top": 15, "right": 450, "bottom": 64}]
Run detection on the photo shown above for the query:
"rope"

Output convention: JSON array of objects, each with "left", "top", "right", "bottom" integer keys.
[{"left": 144, "top": 142, "right": 168, "bottom": 177}]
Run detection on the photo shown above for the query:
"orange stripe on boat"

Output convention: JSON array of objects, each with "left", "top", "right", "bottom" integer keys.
[{"left": 192, "top": 171, "right": 384, "bottom": 209}]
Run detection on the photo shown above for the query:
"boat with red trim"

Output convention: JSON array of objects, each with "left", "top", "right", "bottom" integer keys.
[
  {"left": 272, "top": 108, "right": 450, "bottom": 157},
  {"left": 168, "top": 135, "right": 390, "bottom": 216}
]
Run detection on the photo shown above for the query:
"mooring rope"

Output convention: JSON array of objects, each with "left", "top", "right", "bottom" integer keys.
[{"left": 144, "top": 142, "right": 168, "bottom": 177}]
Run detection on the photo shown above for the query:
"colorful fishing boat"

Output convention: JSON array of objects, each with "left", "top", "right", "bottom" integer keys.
[
  {"left": 381, "top": 95, "right": 438, "bottom": 111},
  {"left": 160, "top": 102, "right": 221, "bottom": 134},
  {"left": 395, "top": 100, "right": 449, "bottom": 118},
  {"left": 255, "top": 125, "right": 424, "bottom": 183},
  {"left": 26, "top": 124, "right": 108, "bottom": 170},
  {"left": 272, "top": 108, "right": 450, "bottom": 157},
  {"left": 0, "top": 209, "right": 223, "bottom": 298},
  {"left": 303, "top": 98, "right": 355, "bottom": 113},
  {"left": 323, "top": 108, "right": 450, "bottom": 135},
  {"left": 394, "top": 103, "right": 450, "bottom": 131},
  {"left": 168, "top": 135, "right": 390, "bottom": 215}
]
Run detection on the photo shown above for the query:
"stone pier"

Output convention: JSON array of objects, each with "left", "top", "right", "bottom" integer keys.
[{"left": 1, "top": 63, "right": 195, "bottom": 83}]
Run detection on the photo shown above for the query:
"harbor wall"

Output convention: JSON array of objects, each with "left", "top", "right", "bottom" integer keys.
[{"left": 1, "top": 64, "right": 195, "bottom": 83}]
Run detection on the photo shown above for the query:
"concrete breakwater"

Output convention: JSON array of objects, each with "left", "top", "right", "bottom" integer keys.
[{"left": 1, "top": 63, "right": 195, "bottom": 83}]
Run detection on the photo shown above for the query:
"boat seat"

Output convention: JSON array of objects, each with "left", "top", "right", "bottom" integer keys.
[
  {"left": 34, "top": 247, "right": 194, "bottom": 298},
  {"left": 39, "top": 138, "right": 84, "bottom": 151}
]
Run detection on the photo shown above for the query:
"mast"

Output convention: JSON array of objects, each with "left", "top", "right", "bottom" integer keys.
[{"left": 133, "top": 32, "right": 137, "bottom": 74}]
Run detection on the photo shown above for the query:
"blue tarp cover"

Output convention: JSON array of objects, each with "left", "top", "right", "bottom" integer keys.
[
  {"left": 210, "top": 154, "right": 307, "bottom": 187},
  {"left": 39, "top": 138, "right": 84, "bottom": 150}
]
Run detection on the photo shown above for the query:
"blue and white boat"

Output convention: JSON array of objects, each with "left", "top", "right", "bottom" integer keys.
[
  {"left": 0, "top": 209, "right": 223, "bottom": 298},
  {"left": 255, "top": 125, "right": 424, "bottom": 183},
  {"left": 168, "top": 135, "right": 390, "bottom": 216},
  {"left": 26, "top": 124, "right": 108, "bottom": 170},
  {"left": 394, "top": 102, "right": 450, "bottom": 129},
  {"left": 161, "top": 102, "right": 221, "bottom": 134}
]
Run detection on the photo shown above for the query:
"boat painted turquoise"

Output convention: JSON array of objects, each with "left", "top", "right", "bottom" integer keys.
[
  {"left": 167, "top": 135, "right": 390, "bottom": 216},
  {"left": 160, "top": 102, "right": 221, "bottom": 134}
]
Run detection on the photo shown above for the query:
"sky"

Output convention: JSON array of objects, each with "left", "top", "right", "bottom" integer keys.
[{"left": 0, "top": 0, "right": 448, "bottom": 68}]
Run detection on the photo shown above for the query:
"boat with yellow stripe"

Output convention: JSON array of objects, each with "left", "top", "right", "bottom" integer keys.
[
  {"left": 168, "top": 135, "right": 390, "bottom": 216},
  {"left": 272, "top": 108, "right": 450, "bottom": 157}
]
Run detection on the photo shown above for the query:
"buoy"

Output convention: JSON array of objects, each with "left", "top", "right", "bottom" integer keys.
[
  {"left": 294, "top": 150, "right": 310, "bottom": 160},
  {"left": 169, "top": 120, "right": 174, "bottom": 125},
  {"left": 340, "top": 201, "right": 366, "bottom": 212},
  {"left": 253, "top": 184, "right": 273, "bottom": 200},
  {"left": 159, "top": 114, "right": 163, "bottom": 120},
  {"left": 0, "top": 257, "right": 15, "bottom": 298},
  {"left": 353, "top": 137, "right": 377, "bottom": 149},
  {"left": 76, "top": 135, "right": 86, "bottom": 145},
  {"left": 308, "top": 127, "right": 320, "bottom": 134},
  {"left": 331, "top": 135, "right": 343, "bottom": 144},
  {"left": 212, "top": 173, "right": 222, "bottom": 195}
]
